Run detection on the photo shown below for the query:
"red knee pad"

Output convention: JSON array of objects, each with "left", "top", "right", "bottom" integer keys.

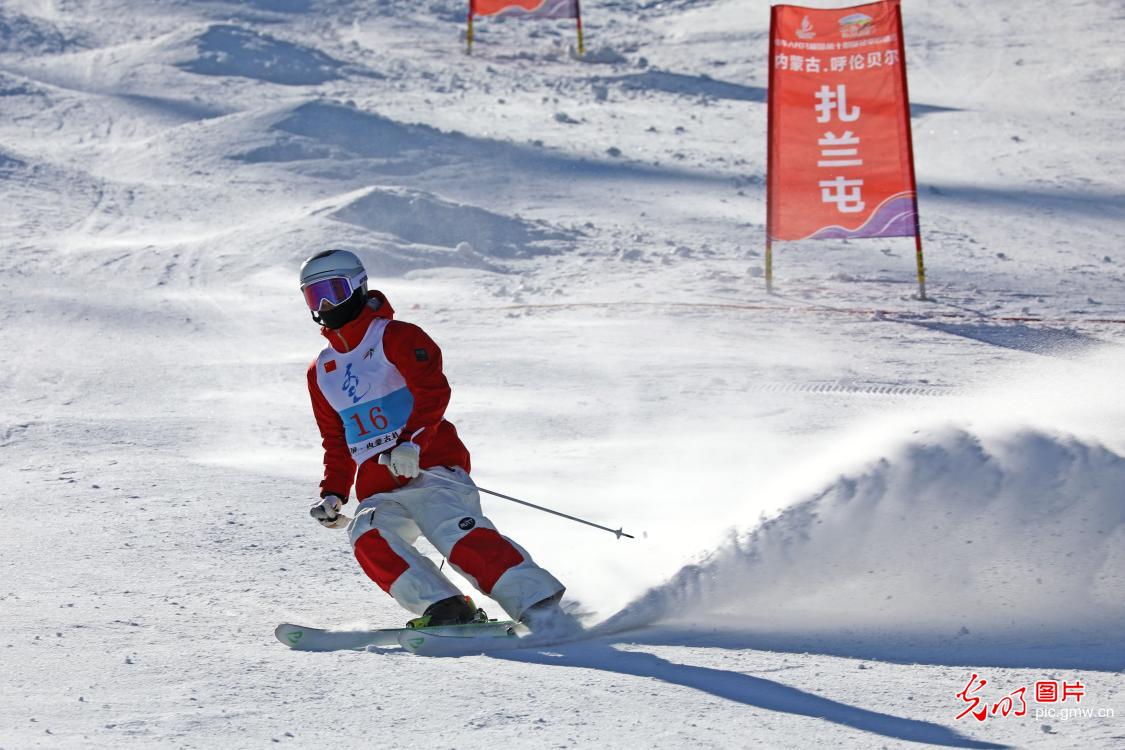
[
  {"left": 354, "top": 530, "right": 410, "bottom": 594},
  {"left": 449, "top": 528, "right": 525, "bottom": 594}
]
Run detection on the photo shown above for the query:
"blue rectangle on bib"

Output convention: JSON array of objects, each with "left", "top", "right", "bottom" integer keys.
[{"left": 340, "top": 387, "right": 415, "bottom": 447}]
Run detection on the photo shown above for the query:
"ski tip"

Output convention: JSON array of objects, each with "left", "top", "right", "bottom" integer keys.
[{"left": 274, "top": 623, "right": 306, "bottom": 648}]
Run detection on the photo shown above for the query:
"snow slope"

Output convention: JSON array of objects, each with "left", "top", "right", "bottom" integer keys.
[{"left": 1, "top": 0, "right": 1123, "bottom": 747}]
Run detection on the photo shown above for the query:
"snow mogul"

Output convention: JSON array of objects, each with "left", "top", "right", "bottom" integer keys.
[{"left": 299, "top": 249, "right": 568, "bottom": 632}]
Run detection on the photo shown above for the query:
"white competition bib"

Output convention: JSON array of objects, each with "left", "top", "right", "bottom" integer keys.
[{"left": 314, "top": 319, "right": 414, "bottom": 465}]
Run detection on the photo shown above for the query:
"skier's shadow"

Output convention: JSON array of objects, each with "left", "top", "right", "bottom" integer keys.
[{"left": 492, "top": 641, "right": 1005, "bottom": 749}]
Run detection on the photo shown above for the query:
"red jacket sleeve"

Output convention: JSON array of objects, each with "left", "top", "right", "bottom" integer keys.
[
  {"left": 307, "top": 362, "right": 356, "bottom": 500},
  {"left": 382, "top": 321, "right": 452, "bottom": 454}
]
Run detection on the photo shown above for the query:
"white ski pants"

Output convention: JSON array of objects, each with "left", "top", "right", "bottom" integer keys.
[{"left": 347, "top": 467, "right": 564, "bottom": 620}]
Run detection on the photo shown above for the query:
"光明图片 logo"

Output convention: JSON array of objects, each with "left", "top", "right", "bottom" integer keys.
[{"left": 955, "top": 674, "right": 1114, "bottom": 722}]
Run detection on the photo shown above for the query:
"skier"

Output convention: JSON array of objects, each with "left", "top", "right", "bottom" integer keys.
[{"left": 299, "top": 249, "right": 569, "bottom": 632}]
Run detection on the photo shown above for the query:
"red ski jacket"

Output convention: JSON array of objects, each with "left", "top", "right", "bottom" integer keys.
[{"left": 307, "top": 291, "right": 471, "bottom": 502}]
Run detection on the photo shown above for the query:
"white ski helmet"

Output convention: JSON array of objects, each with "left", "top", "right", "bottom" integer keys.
[{"left": 299, "top": 249, "right": 369, "bottom": 327}]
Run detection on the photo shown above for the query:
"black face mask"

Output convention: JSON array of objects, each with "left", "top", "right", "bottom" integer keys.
[{"left": 312, "top": 288, "right": 367, "bottom": 329}]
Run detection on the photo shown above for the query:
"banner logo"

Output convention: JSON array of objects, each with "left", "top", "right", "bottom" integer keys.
[{"left": 839, "top": 12, "right": 874, "bottom": 38}]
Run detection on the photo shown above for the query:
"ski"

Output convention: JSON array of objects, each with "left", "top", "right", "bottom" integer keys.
[
  {"left": 274, "top": 620, "right": 517, "bottom": 652},
  {"left": 396, "top": 627, "right": 523, "bottom": 655},
  {"left": 396, "top": 626, "right": 589, "bottom": 656}
]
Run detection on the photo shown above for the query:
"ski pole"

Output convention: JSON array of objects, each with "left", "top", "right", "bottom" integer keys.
[
  {"left": 426, "top": 468, "right": 635, "bottom": 540},
  {"left": 380, "top": 455, "right": 634, "bottom": 539}
]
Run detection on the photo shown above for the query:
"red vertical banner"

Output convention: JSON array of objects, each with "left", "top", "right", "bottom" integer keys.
[
  {"left": 467, "top": 0, "right": 583, "bottom": 55},
  {"left": 767, "top": 0, "right": 920, "bottom": 245},
  {"left": 471, "top": 0, "right": 579, "bottom": 18}
]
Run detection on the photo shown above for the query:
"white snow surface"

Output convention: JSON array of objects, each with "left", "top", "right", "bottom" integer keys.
[{"left": 2, "top": 0, "right": 1124, "bottom": 747}]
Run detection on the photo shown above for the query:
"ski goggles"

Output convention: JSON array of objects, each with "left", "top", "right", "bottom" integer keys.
[{"left": 302, "top": 276, "right": 356, "bottom": 312}]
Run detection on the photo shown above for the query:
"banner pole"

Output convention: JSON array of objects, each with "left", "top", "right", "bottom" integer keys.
[
  {"left": 466, "top": 5, "right": 474, "bottom": 55},
  {"left": 574, "top": 0, "right": 585, "bottom": 56},
  {"left": 894, "top": 1, "right": 926, "bottom": 300},
  {"left": 913, "top": 233, "right": 926, "bottom": 300},
  {"left": 766, "top": 238, "right": 774, "bottom": 293},
  {"left": 764, "top": 6, "right": 778, "bottom": 294}
]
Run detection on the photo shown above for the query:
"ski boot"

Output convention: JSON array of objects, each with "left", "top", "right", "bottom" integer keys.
[{"left": 407, "top": 595, "right": 488, "bottom": 629}]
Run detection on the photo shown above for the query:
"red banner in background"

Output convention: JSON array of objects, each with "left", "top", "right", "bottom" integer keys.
[
  {"left": 472, "top": 0, "right": 579, "bottom": 19},
  {"left": 767, "top": 0, "right": 919, "bottom": 241}
]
